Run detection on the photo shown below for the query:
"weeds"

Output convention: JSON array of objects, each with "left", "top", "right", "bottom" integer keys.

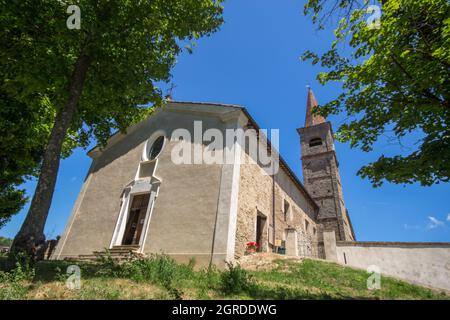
[
  {"left": 0, "top": 253, "right": 35, "bottom": 299},
  {"left": 0, "top": 255, "right": 447, "bottom": 300},
  {"left": 95, "top": 253, "right": 189, "bottom": 299},
  {"left": 220, "top": 262, "right": 253, "bottom": 295}
]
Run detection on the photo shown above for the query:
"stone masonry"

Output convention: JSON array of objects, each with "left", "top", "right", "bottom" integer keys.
[
  {"left": 235, "top": 138, "right": 320, "bottom": 259},
  {"left": 297, "top": 89, "right": 355, "bottom": 241}
]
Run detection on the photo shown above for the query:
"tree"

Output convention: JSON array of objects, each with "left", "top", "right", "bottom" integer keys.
[
  {"left": 302, "top": 0, "right": 450, "bottom": 186},
  {"left": 1, "top": 0, "right": 223, "bottom": 262},
  {"left": 0, "top": 186, "right": 25, "bottom": 229},
  {"left": 303, "top": 0, "right": 365, "bottom": 28},
  {"left": 0, "top": 89, "right": 51, "bottom": 229}
]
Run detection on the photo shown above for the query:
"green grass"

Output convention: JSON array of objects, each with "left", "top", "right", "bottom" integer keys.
[{"left": 0, "top": 255, "right": 448, "bottom": 300}]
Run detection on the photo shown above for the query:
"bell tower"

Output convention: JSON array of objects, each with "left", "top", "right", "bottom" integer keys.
[{"left": 297, "top": 88, "right": 355, "bottom": 241}]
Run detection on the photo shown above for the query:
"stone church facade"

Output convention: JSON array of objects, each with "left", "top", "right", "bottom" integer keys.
[{"left": 53, "top": 89, "right": 355, "bottom": 266}]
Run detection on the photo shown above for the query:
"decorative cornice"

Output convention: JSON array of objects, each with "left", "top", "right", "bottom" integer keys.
[{"left": 301, "top": 150, "right": 336, "bottom": 160}]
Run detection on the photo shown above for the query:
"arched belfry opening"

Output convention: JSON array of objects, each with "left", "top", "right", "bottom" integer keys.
[{"left": 309, "top": 137, "right": 323, "bottom": 147}]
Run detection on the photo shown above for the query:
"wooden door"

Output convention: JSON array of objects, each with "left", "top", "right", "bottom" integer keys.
[{"left": 122, "top": 193, "right": 150, "bottom": 245}]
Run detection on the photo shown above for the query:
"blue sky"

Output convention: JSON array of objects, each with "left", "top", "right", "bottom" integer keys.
[{"left": 1, "top": 0, "right": 449, "bottom": 241}]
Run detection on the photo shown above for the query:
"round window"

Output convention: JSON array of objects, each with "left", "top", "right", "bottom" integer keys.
[{"left": 147, "top": 136, "right": 165, "bottom": 160}]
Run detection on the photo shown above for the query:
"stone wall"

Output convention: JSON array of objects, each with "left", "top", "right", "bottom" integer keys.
[
  {"left": 298, "top": 122, "right": 355, "bottom": 241},
  {"left": 0, "top": 246, "right": 9, "bottom": 254},
  {"left": 323, "top": 231, "right": 450, "bottom": 292},
  {"left": 235, "top": 149, "right": 320, "bottom": 259}
]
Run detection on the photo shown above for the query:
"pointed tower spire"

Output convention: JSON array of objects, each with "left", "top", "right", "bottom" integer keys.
[
  {"left": 305, "top": 87, "right": 326, "bottom": 127},
  {"left": 297, "top": 87, "right": 356, "bottom": 241}
]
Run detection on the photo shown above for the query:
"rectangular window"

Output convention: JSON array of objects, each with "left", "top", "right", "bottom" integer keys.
[{"left": 283, "top": 200, "right": 290, "bottom": 222}]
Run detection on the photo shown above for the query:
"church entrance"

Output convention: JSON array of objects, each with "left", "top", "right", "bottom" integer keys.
[{"left": 122, "top": 193, "right": 150, "bottom": 245}]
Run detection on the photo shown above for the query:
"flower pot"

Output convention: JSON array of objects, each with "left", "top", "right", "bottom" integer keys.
[{"left": 245, "top": 248, "right": 256, "bottom": 255}]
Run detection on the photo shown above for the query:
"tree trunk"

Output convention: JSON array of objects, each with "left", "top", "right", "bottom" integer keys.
[{"left": 9, "top": 54, "right": 90, "bottom": 265}]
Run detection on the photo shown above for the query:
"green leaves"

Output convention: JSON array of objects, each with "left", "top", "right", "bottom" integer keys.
[
  {"left": 0, "top": 89, "right": 52, "bottom": 225},
  {"left": 303, "top": 0, "right": 450, "bottom": 186},
  {"left": 0, "top": 0, "right": 224, "bottom": 222},
  {"left": 1, "top": 0, "right": 224, "bottom": 146}
]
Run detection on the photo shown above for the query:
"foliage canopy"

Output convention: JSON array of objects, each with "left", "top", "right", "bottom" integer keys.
[{"left": 303, "top": 0, "right": 450, "bottom": 186}]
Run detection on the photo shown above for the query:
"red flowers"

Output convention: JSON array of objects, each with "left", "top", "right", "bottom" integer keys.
[
  {"left": 246, "top": 242, "right": 259, "bottom": 250},
  {"left": 245, "top": 242, "right": 259, "bottom": 255}
]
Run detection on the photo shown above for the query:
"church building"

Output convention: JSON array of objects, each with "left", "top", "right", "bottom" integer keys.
[{"left": 52, "top": 89, "right": 355, "bottom": 266}]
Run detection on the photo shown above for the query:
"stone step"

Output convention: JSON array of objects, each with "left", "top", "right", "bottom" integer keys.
[
  {"left": 92, "top": 251, "right": 137, "bottom": 257},
  {"left": 77, "top": 247, "right": 145, "bottom": 262},
  {"left": 111, "top": 248, "right": 140, "bottom": 252},
  {"left": 94, "top": 249, "right": 136, "bottom": 254},
  {"left": 77, "top": 254, "right": 138, "bottom": 262},
  {"left": 112, "top": 245, "right": 140, "bottom": 249},
  {"left": 76, "top": 255, "right": 98, "bottom": 261}
]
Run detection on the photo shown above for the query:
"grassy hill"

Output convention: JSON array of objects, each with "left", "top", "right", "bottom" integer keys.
[{"left": 0, "top": 254, "right": 448, "bottom": 300}]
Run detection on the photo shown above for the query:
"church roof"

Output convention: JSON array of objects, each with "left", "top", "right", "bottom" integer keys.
[{"left": 305, "top": 87, "right": 326, "bottom": 127}]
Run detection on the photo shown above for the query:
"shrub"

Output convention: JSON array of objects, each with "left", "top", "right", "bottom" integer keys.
[
  {"left": 0, "top": 254, "right": 35, "bottom": 300},
  {"left": 4, "top": 253, "right": 35, "bottom": 282},
  {"left": 220, "top": 262, "right": 253, "bottom": 295},
  {"left": 95, "top": 253, "right": 186, "bottom": 299},
  {"left": 95, "top": 250, "right": 123, "bottom": 277}
]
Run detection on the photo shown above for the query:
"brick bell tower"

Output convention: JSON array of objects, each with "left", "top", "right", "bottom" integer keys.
[{"left": 297, "top": 88, "right": 355, "bottom": 241}]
